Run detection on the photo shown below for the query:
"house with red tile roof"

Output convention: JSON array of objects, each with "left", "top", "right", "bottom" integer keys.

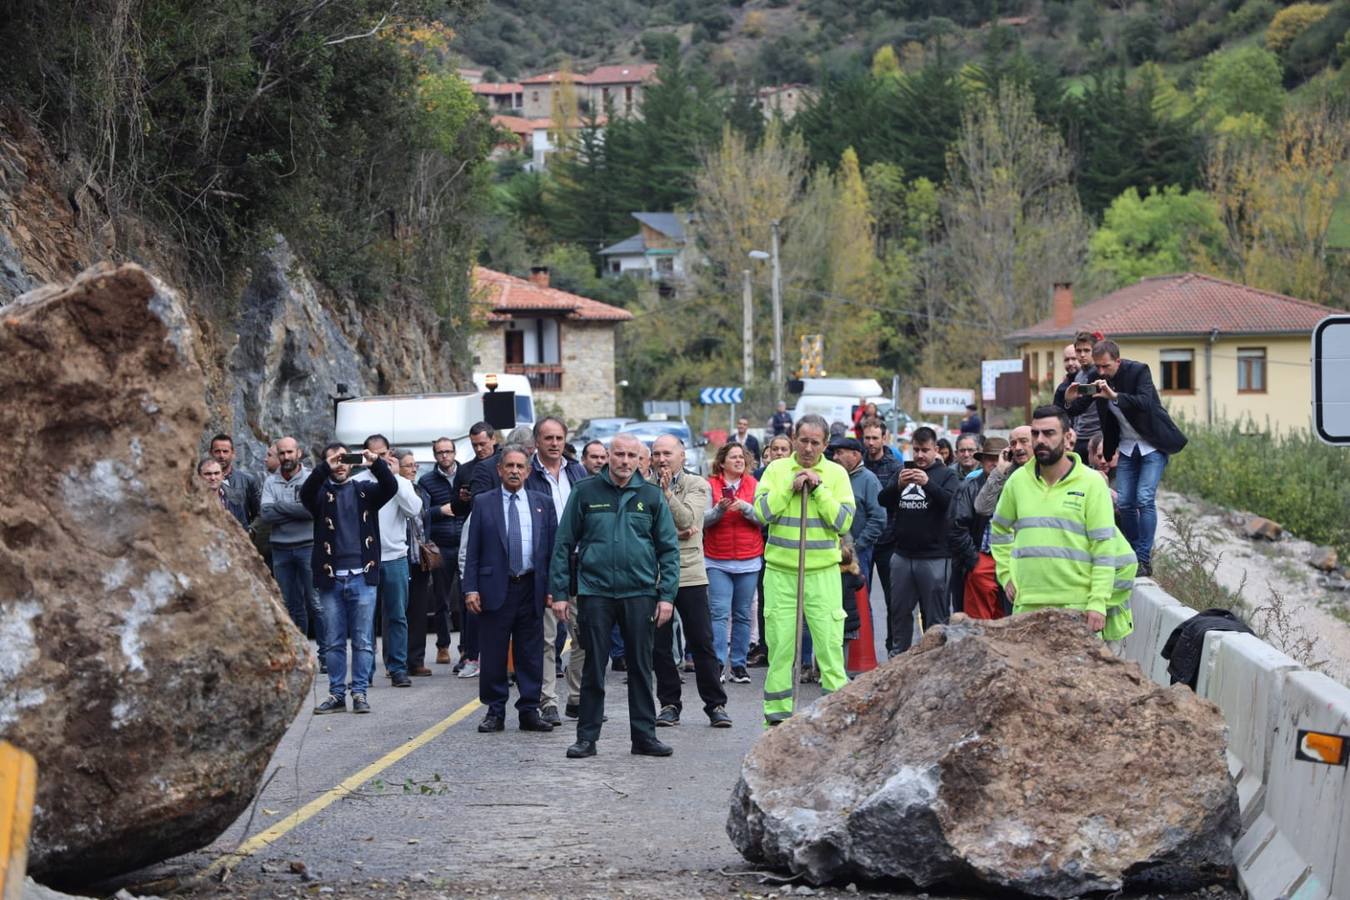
[
  {"left": 472, "top": 81, "right": 524, "bottom": 113},
  {"left": 583, "top": 64, "right": 660, "bottom": 118},
  {"left": 1006, "top": 273, "right": 1340, "bottom": 433},
  {"left": 472, "top": 266, "right": 633, "bottom": 423},
  {"left": 515, "top": 63, "right": 660, "bottom": 120},
  {"left": 519, "top": 70, "right": 575, "bottom": 119}
]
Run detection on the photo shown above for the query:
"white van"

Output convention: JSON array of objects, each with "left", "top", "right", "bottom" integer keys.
[
  {"left": 334, "top": 392, "right": 484, "bottom": 466},
  {"left": 790, "top": 377, "right": 887, "bottom": 429},
  {"left": 472, "top": 372, "right": 534, "bottom": 430}
]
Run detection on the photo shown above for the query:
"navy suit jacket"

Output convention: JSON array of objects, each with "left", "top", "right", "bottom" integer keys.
[{"left": 461, "top": 487, "right": 557, "bottom": 612}]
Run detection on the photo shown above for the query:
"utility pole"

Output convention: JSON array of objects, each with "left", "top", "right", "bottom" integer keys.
[
  {"left": 741, "top": 269, "right": 754, "bottom": 389},
  {"left": 770, "top": 219, "right": 784, "bottom": 403}
]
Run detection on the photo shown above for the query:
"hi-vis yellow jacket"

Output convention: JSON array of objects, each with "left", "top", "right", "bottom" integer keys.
[
  {"left": 754, "top": 455, "right": 855, "bottom": 572},
  {"left": 990, "top": 454, "right": 1136, "bottom": 639}
]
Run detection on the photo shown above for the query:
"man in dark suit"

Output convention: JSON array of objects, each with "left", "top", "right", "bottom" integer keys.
[
  {"left": 1065, "top": 339, "right": 1187, "bottom": 577},
  {"left": 461, "top": 445, "right": 558, "bottom": 733}
]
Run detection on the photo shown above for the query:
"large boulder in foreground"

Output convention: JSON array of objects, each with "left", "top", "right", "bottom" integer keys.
[
  {"left": 0, "top": 264, "right": 312, "bottom": 883},
  {"left": 728, "top": 610, "right": 1238, "bottom": 898}
]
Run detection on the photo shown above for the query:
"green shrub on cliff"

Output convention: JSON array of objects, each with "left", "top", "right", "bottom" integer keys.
[{"left": 2, "top": 1, "right": 494, "bottom": 329}]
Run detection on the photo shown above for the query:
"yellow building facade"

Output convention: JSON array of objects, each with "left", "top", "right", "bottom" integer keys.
[
  {"left": 1007, "top": 274, "right": 1338, "bottom": 435},
  {"left": 1017, "top": 334, "right": 1311, "bottom": 433}
]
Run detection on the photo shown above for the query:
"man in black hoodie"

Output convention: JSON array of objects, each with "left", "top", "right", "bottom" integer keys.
[{"left": 878, "top": 427, "right": 958, "bottom": 656}]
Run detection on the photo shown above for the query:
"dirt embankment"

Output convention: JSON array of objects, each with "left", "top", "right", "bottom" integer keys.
[{"left": 1155, "top": 490, "right": 1350, "bottom": 685}]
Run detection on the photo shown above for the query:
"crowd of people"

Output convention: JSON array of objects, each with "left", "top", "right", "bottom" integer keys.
[{"left": 196, "top": 338, "right": 1183, "bottom": 756}]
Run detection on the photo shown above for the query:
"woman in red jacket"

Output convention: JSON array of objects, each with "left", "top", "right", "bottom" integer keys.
[{"left": 704, "top": 442, "right": 765, "bottom": 684}]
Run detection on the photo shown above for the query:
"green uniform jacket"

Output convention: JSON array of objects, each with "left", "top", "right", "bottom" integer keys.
[
  {"left": 549, "top": 467, "right": 681, "bottom": 603},
  {"left": 989, "top": 454, "right": 1137, "bottom": 632},
  {"left": 754, "top": 454, "right": 855, "bottom": 572}
]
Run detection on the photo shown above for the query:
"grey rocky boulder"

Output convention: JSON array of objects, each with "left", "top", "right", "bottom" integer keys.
[{"left": 728, "top": 610, "right": 1238, "bottom": 898}]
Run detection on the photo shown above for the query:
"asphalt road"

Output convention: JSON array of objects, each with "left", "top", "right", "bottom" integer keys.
[
  {"left": 106, "top": 580, "right": 1241, "bottom": 900},
  {"left": 107, "top": 583, "right": 904, "bottom": 900}
]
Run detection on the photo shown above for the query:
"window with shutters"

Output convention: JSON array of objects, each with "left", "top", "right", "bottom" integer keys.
[
  {"left": 1160, "top": 349, "right": 1195, "bottom": 393},
  {"left": 1238, "top": 347, "right": 1267, "bottom": 393}
]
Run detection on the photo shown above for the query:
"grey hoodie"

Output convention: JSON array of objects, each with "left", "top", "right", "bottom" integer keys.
[{"left": 260, "top": 466, "right": 314, "bottom": 547}]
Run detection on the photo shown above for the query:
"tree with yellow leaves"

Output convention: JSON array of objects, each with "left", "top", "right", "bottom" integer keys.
[
  {"left": 549, "top": 60, "right": 580, "bottom": 153},
  {"left": 1206, "top": 104, "right": 1350, "bottom": 304},
  {"left": 1266, "top": 3, "right": 1332, "bottom": 54}
]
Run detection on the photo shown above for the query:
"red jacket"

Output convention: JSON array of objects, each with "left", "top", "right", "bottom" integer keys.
[{"left": 704, "top": 473, "right": 764, "bottom": 561}]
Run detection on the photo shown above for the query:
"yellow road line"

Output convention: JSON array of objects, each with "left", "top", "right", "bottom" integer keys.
[{"left": 205, "top": 697, "right": 482, "bottom": 878}]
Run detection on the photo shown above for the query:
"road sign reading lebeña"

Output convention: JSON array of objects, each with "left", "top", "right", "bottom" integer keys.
[
  {"left": 699, "top": 387, "right": 744, "bottom": 405},
  {"left": 919, "top": 387, "right": 975, "bottom": 416},
  {"left": 1313, "top": 315, "right": 1350, "bottom": 445}
]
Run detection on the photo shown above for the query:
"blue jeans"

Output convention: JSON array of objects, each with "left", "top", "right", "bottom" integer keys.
[
  {"left": 1115, "top": 448, "right": 1168, "bottom": 566},
  {"left": 272, "top": 544, "right": 319, "bottom": 642},
  {"left": 379, "top": 557, "right": 411, "bottom": 676},
  {"left": 320, "top": 573, "right": 378, "bottom": 698},
  {"left": 707, "top": 568, "right": 758, "bottom": 667}
]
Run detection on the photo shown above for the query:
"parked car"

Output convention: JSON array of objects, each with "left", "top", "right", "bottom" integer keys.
[
  {"left": 617, "top": 419, "right": 708, "bottom": 475},
  {"left": 568, "top": 417, "right": 637, "bottom": 456}
]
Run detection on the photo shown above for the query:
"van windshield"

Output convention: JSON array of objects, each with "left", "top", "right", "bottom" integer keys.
[{"left": 516, "top": 395, "right": 533, "bottom": 424}]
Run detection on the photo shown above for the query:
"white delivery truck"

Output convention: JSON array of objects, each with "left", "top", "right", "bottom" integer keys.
[
  {"left": 333, "top": 372, "right": 531, "bottom": 474},
  {"left": 334, "top": 391, "right": 485, "bottom": 470},
  {"left": 790, "top": 377, "right": 889, "bottom": 428}
]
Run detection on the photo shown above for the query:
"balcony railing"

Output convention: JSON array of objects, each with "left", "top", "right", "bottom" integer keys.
[{"left": 504, "top": 363, "right": 564, "bottom": 391}]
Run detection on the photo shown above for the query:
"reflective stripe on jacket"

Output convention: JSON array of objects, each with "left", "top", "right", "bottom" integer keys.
[
  {"left": 754, "top": 455, "right": 855, "bottom": 572},
  {"left": 989, "top": 453, "right": 1136, "bottom": 625}
]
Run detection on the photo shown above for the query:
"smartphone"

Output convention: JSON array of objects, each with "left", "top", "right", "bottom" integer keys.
[
  {"left": 903, "top": 460, "right": 922, "bottom": 470},
  {"left": 722, "top": 483, "right": 736, "bottom": 499},
  {"left": 1080, "top": 383, "right": 1099, "bottom": 397},
  {"left": 339, "top": 452, "right": 365, "bottom": 466}
]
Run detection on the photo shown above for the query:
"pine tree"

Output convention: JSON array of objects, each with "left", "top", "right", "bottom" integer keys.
[
  {"left": 547, "top": 113, "right": 627, "bottom": 261},
  {"left": 604, "top": 56, "right": 725, "bottom": 214},
  {"left": 1071, "top": 69, "right": 1203, "bottom": 217}
]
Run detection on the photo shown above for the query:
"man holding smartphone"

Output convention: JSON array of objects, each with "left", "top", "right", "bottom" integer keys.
[
  {"left": 1064, "top": 339, "right": 1187, "bottom": 577},
  {"left": 1055, "top": 331, "right": 1103, "bottom": 460},
  {"left": 878, "top": 426, "right": 959, "bottom": 655},
  {"left": 301, "top": 443, "right": 398, "bottom": 714}
]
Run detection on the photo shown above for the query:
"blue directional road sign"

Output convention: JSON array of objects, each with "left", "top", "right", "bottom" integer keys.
[{"left": 699, "top": 387, "right": 744, "bottom": 405}]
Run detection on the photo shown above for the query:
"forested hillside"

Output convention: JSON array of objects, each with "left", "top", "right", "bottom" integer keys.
[
  {"left": 474, "top": 0, "right": 1350, "bottom": 410},
  {"left": 456, "top": 0, "right": 1350, "bottom": 88}
]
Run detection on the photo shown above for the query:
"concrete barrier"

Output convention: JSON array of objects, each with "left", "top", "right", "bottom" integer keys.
[
  {"left": 1125, "top": 580, "right": 1350, "bottom": 900},
  {"left": 1256, "top": 671, "right": 1350, "bottom": 900},
  {"left": 1196, "top": 632, "right": 1300, "bottom": 819},
  {"left": 1119, "top": 580, "right": 1193, "bottom": 684}
]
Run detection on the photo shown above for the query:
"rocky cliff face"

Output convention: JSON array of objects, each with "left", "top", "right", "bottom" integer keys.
[
  {"left": 0, "top": 106, "right": 467, "bottom": 471},
  {"left": 219, "top": 236, "right": 465, "bottom": 469}
]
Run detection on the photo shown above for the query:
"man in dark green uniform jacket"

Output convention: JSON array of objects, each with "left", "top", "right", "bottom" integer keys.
[{"left": 549, "top": 434, "right": 680, "bottom": 759}]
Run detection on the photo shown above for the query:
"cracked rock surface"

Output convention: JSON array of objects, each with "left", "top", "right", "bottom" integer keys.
[
  {"left": 728, "top": 609, "right": 1238, "bottom": 898},
  {"left": 0, "top": 263, "right": 312, "bottom": 884}
]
